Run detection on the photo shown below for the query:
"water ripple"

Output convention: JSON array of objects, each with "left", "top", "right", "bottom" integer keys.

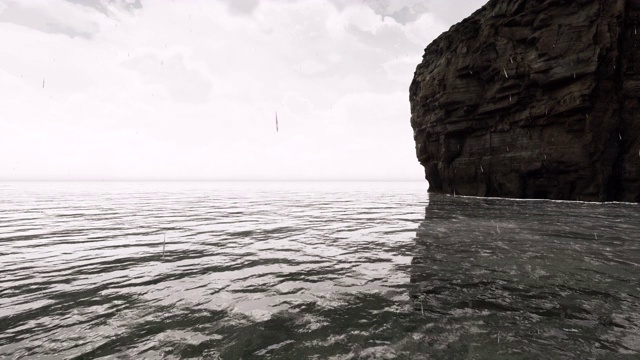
[{"left": 0, "top": 182, "right": 639, "bottom": 359}]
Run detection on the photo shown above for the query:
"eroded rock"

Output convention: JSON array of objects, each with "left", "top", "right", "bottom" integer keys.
[{"left": 410, "top": 0, "right": 640, "bottom": 202}]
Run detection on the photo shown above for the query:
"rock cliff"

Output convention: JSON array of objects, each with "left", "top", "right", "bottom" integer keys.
[{"left": 410, "top": 0, "right": 640, "bottom": 202}]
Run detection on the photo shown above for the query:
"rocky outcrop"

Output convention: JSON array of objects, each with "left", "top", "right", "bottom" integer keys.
[{"left": 410, "top": 0, "right": 640, "bottom": 202}]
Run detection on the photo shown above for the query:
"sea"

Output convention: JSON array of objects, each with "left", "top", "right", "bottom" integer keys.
[{"left": 0, "top": 181, "right": 639, "bottom": 359}]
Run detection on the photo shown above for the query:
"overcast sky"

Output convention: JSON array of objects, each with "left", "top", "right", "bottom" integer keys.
[{"left": 0, "top": 0, "right": 486, "bottom": 181}]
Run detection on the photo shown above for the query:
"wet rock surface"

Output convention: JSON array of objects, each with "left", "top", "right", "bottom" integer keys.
[{"left": 410, "top": 0, "right": 640, "bottom": 202}]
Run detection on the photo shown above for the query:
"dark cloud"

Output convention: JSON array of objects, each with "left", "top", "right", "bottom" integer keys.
[
  {"left": 63, "top": 0, "right": 142, "bottom": 16},
  {"left": 221, "top": 0, "right": 260, "bottom": 15},
  {"left": 0, "top": 0, "right": 145, "bottom": 39},
  {"left": 0, "top": 1, "right": 96, "bottom": 38},
  {"left": 327, "top": 0, "right": 425, "bottom": 24},
  {"left": 327, "top": 0, "right": 487, "bottom": 25},
  {"left": 385, "top": 4, "right": 427, "bottom": 24}
]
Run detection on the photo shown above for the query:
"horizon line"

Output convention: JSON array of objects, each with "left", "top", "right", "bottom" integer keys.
[{"left": 0, "top": 179, "right": 427, "bottom": 183}]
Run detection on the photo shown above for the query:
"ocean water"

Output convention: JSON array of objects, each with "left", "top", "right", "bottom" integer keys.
[{"left": 0, "top": 182, "right": 639, "bottom": 359}]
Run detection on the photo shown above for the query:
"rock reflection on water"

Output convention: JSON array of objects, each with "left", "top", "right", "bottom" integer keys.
[
  {"left": 411, "top": 195, "right": 640, "bottom": 358},
  {"left": 0, "top": 183, "right": 639, "bottom": 359}
]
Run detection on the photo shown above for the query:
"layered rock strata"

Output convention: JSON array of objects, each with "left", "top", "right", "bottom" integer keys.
[{"left": 410, "top": 0, "right": 640, "bottom": 202}]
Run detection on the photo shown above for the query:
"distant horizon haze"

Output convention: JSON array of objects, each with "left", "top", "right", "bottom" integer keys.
[{"left": 0, "top": 178, "right": 429, "bottom": 183}]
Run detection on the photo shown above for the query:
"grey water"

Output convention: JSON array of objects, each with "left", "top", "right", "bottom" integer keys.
[{"left": 0, "top": 182, "right": 639, "bottom": 359}]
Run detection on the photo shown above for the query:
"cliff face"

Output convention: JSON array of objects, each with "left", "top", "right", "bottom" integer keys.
[{"left": 410, "top": 0, "right": 640, "bottom": 202}]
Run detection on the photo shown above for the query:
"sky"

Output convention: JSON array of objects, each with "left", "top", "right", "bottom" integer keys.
[{"left": 0, "top": 0, "right": 487, "bottom": 181}]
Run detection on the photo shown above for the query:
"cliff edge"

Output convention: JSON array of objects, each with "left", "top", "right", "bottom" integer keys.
[{"left": 410, "top": 0, "right": 640, "bottom": 202}]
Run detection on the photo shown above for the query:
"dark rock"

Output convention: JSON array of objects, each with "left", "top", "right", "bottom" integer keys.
[{"left": 410, "top": 0, "right": 640, "bottom": 202}]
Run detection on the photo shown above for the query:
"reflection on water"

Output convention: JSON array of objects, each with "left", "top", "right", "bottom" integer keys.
[
  {"left": 411, "top": 195, "right": 640, "bottom": 358},
  {"left": 0, "top": 182, "right": 639, "bottom": 359}
]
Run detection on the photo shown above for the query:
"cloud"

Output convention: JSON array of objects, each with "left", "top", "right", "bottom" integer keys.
[
  {"left": 0, "top": 0, "right": 487, "bottom": 180},
  {"left": 122, "top": 51, "right": 213, "bottom": 103},
  {"left": 0, "top": 0, "right": 102, "bottom": 38},
  {"left": 64, "top": 0, "right": 142, "bottom": 16},
  {"left": 220, "top": 0, "right": 259, "bottom": 15}
]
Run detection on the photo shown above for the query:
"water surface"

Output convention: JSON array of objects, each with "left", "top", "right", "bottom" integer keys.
[{"left": 0, "top": 182, "right": 638, "bottom": 359}]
